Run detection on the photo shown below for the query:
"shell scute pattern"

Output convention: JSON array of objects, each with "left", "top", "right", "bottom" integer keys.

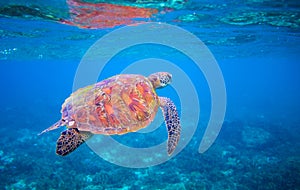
[
  {"left": 122, "top": 82, "right": 150, "bottom": 122},
  {"left": 62, "top": 74, "right": 159, "bottom": 135}
]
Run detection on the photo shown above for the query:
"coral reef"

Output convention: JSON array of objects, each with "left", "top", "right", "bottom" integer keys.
[{"left": 0, "top": 108, "right": 299, "bottom": 189}]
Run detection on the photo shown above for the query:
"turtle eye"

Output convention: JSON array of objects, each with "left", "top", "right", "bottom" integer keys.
[
  {"left": 160, "top": 74, "right": 171, "bottom": 86},
  {"left": 159, "top": 79, "right": 165, "bottom": 86}
]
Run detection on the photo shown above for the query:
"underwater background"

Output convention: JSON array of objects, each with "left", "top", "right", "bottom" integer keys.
[{"left": 0, "top": 0, "right": 300, "bottom": 189}]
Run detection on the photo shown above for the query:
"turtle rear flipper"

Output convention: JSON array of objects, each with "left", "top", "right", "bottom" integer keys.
[
  {"left": 159, "top": 97, "right": 181, "bottom": 156},
  {"left": 56, "top": 128, "right": 93, "bottom": 156}
]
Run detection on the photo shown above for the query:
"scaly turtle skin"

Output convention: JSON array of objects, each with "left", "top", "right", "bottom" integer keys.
[{"left": 39, "top": 72, "right": 181, "bottom": 156}]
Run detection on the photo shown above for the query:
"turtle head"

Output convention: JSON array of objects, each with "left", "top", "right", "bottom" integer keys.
[{"left": 148, "top": 72, "right": 172, "bottom": 89}]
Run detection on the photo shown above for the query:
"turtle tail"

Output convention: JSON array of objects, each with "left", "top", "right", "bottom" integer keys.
[{"left": 38, "top": 120, "right": 65, "bottom": 135}]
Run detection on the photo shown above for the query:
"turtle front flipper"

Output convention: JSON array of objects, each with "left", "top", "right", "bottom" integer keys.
[
  {"left": 159, "top": 97, "right": 181, "bottom": 156},
  {"left": 56, "top": 128, "right": 93, "bottom": 156}
]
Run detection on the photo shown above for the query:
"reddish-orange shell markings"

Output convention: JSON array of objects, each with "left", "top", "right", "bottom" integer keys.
[{"left": 62, "top": 74, "right": 159, "bottom": 135}]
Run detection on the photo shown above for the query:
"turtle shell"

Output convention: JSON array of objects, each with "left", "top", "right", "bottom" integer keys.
[{"left": 61, "top": 74, "right": 159, "bottom": 135}]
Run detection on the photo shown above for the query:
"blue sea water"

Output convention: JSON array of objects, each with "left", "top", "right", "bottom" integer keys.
[{"left": 0, "top": 0, "right": 300, "bottom": 189}]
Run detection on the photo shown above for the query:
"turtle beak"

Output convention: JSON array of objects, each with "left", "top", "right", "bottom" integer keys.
[{"left": 168, "top": 73, "right": 172, "bottom": 84}]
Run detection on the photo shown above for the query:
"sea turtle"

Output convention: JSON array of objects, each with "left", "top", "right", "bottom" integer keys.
[{"left": 39, "top": 72, "right": 181, "bottom": 156}]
